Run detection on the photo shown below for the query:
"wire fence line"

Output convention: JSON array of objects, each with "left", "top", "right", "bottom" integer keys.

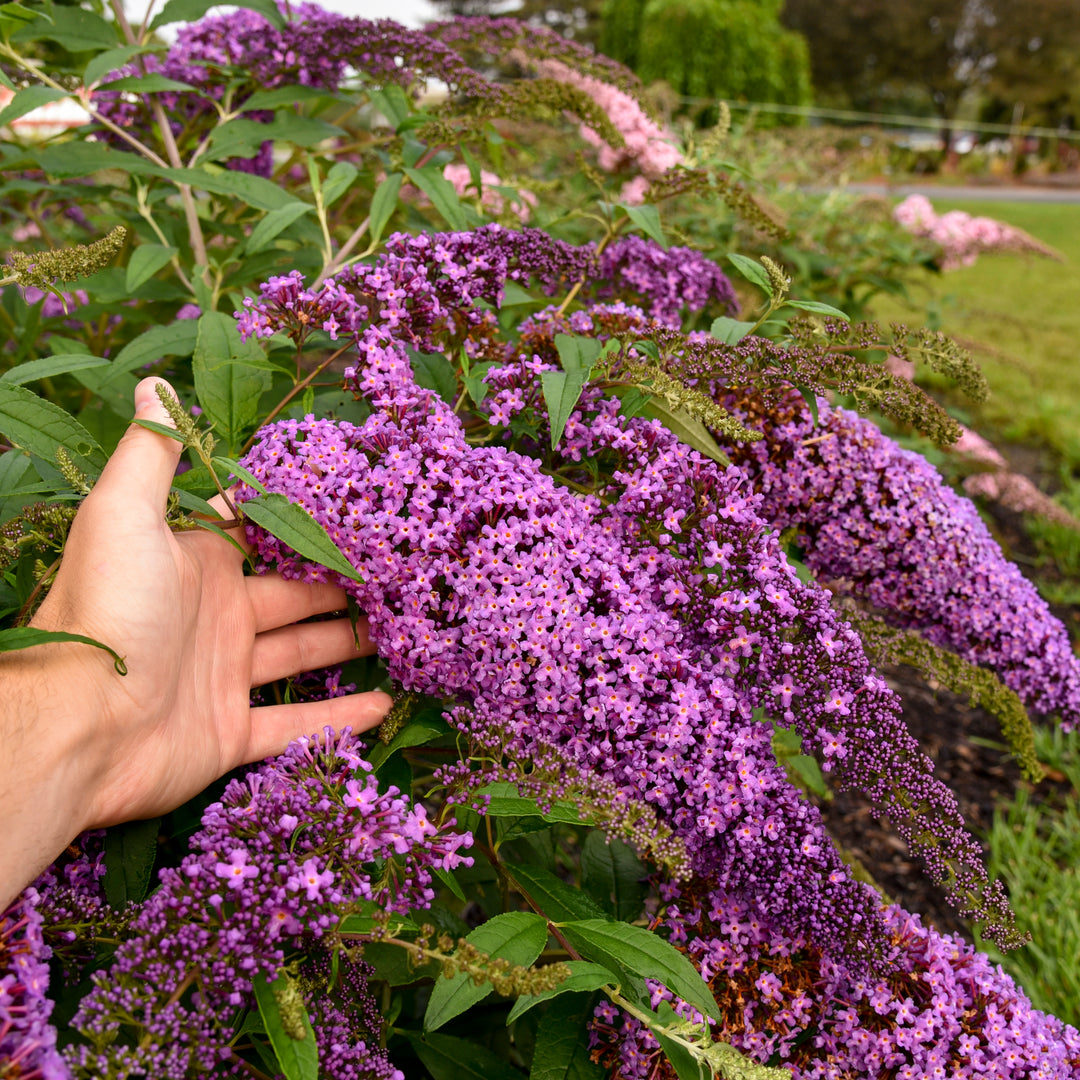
[{"left": 678, "top": 98, "right": 1080, "bottom": 143}]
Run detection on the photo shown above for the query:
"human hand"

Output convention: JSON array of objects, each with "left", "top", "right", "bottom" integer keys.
[{"left": 0, "top": 377, "right": 391, "bottom": 906}]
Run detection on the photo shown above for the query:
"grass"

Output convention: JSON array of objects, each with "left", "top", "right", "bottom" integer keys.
[
  {"left": 869, "top": 196, "right": 1080, "bottom": 1024},
  {"left": 870, "top": 199, "right": 1080, "bottom": 465},
  {"left": 974, "top": 725, "right": 1080, "bottom": 1027}
]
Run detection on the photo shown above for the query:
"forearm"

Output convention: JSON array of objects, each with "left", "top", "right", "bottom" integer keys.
[{"left": 0, "top": 647, "right": 102, "bottom": 911}]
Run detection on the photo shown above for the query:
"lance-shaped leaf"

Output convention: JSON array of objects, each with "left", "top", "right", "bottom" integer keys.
[
  {"left": 241, "top": 494, "right": 363, "bottom": 583},
  {"left": 727, "top": 253, "right": 773, "bottom": 297},
  {"left": 192, "top": 312, "right": 273, "bottom": 453},
  {"left": 406, "top": 1032, "right": 525, "bottom": 1080},
  {"left": 252, "top": 972, "right": 318, "bottom": 1080},
  {"left": 103, "top": 817, "right": 160, "bottom": 907},
  {"left": 557, "top": 920, "right": 720, "bottom": 1023},
  {"left": 642, "top": 398, "right": 730, "bottom": 466},
  {"left": 0, "top": 354, "right": 108, "bottom": 386},
  {"left": 125, "top": 244, "right": 178, "bottom": 292},
  {"left": 504, "top": 863, "right": 609, "bottom": 924},
  {"left": 404, "top": 165, "right": 468, "bottom": 231},
  {"left": 618, "top": 202, "right": 668, "bottom": 250},
  {"left": 542, "top": 334, "right": 603, "bottom": 449},
  {"left": 0, "top": 627, "right": 126, "bottom": 673},
  {"left": 506, "top": 962, "right": 615, "bottom": 1024},
  {"left": 0, "top": 383, "right": 106, "bottom": 476},
  {"left": 528, "top": 991, "right": 607, "bottom": 1080},
  {"left": 424, "top": 911, "right": 549, "bottom": 1032},
  {"left": 369, "top": 172, "right": 404, "bottom": 246}
]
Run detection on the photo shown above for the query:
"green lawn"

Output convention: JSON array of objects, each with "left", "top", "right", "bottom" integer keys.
[{"left": 870, "top": 198, "right": 1080, "bottom": 464}]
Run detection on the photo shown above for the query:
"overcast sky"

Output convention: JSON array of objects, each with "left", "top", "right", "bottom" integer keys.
[{"left": 301, "top": 0, "right": 438, "bottom": 25}]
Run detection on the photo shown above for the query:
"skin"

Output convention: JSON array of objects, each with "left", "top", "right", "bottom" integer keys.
[{"left": 0, "top": 377, "right": 392, "bottom": 910}]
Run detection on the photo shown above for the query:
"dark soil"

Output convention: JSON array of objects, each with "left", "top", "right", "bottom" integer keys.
[{"left": 815, "top": 497, "right": 1079, "bottom": 945}]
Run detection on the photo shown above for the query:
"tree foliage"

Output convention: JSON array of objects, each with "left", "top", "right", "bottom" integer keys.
[
  {"left": 781, "top": 0, "right": 1080, "bottom": 131},
  {"left": 601, "top": 0, "right": 811, "bottom": 121}
]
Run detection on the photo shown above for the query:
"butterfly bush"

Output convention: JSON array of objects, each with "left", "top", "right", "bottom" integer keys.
[
  {"left": 729, "top": 395, "right": 1080, "bottom": 729},
  {"left": 593, "top": 895, "right": 1080, "bottom": 1079},
  {"left": 95, "top": 10, "right": 644, "bottom": 177},
  {"left": 236, "top": 234, "right": 1016, "bottom": 922},
  {"left": 525, "top": 56, "right": 683, "bottom": 203},
  {"left": 60, "top": 729, "right": 468, "bottom": 1077},
  {"left": 0, "top": 891, "right": 66, "bottom": 1080},
  {"left": 893, "top": 194, "right": 1059, "bottom": 270}
]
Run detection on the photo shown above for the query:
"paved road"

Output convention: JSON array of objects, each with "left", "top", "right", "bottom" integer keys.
[{"left": 831, "top": 181, "right": 1080, "bottom": 203}]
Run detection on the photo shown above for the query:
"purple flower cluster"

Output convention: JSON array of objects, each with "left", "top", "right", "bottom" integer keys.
[
  {"left": 731, "top": 396, "right": 1080, "bottom": 730},
  {"left": 94, "top": 7, "right": 648, "bottom": 177},
  {"left": 0, "top": 891, "right": 66, "bottom": 1080},
  {"left": 236, "top": 225, "right": 736, "bottom": 357},
  {"left": 594, "top": 889, "right": 1080, "bottom": 1079},
  {"left": 235, "top": 239, "right": 1021, "bottom": 961},
  {"left": 66, "top": 729, "right": 470, "bottom": 1077}
]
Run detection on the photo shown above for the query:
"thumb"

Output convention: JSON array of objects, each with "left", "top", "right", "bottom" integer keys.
[{"left": 91, "top": 377, "right": 184, "bottom": 514}]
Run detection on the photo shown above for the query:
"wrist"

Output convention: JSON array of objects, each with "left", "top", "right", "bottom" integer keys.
[{"left": 0, "top": 643, "right": 110, "bottom": 908}]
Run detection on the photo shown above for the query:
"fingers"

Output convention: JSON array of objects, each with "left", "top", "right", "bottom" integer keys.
[
  {"left": 91, "top": 377, "right": 183, "bottom": 517},
  {"left": 250, "top": 617, "right": 376, "bottom": 688},
  {"left": 247, "top": 575, "right": 356, "bottom": 633},
  {"left": 245, "top": 690, "right": 393, "bottom": 762}
]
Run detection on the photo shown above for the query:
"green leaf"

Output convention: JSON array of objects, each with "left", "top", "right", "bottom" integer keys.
[
  {"left": 507, "top": 962, "right": 615, "bottom": 1025},
  {"left": 0, "top": 86, "right": 67, "bottom": 127},
  {"left": 476, "top": 782, "right": 593, "bottom": 825},
  {"left": 252, "top": 972, "right": 319, "bottom": 1080},
  {"left": 133, "top": 417, "right": 186, "bottom": 443},
  {"left": 241, "top": 492, "right": 363, "bottom": 584},
  {"left": 157, "top": 165, "right": 295, "bottom": 210},
  {"left": 0, "top": 626, "right": 126, "bottom": 673},
  {"left": 337, "top": 902, "right": 419, "bottom": 937},
  {"left": 321, "top": 161, "right": 358, "bottom": 209},
  {"left": 0, "top": 3, "right": 45, "bottom": 31},
  {"left": 557, "top": 921, "right": 720, "bottom": 1023},
  {"left": 795, "top": 384, "right": 819, "bottom": 426},
  {"left": 85, "top": 43, "right": 163, "bottom": 89},
  {"left": 542, "top": 332, "right": 602, "bottom": 450},
  {"left": 463, "top": 360, "right": 495, "bottom": 406},
  {"left": 151, "top": 0, "right": 284, "bottom": 31},
  {"left": 192, "top": 311, "right": 273, "bottom": 452},
  {"left": 504, "top": 864, "right": 608, "bottom": 924},
  {"left": 527, "top": 992, "right": 606, "bottom": 1080},
  {"left": 208, "top": 114, "right": 343, "bottom": 161},
  {"left": 709, "top": 316, "right": 756, "bottom": 345},
  {"left": 241, "top": 85, "right": 337, "bottom": 111},
  {"left": 106, "top": 320, "right": 199, "bottom": 379},
  {"left": 618, "top": 203, "right": 668, "bottom": 250},
  {"left": 501, "top": 280, "right": 537, "bottom": 307},
  {"left": 366, "top": 711, "right": 450, "bottom": 771},
  {"left": 641, "top": 398, "right": 730, "bottom": 466},
  {"left": 369, "top": 85, "right": 412, "bottom": 129},
  {"left": 727, "top": 253, "right": 773, "bottom": 297},
  {"left": 368, "top": 172, "right": 403, "bottom": 246},
  {"left": 424, "top": 911, "right": 549, "bottom": 1032},
  {"left": 103, "top": 816, "right": 160, "bottom": 907},
  {"left": 34, "top": 141, "right": 160, "bottom": 178},
  {"left": 18, "top": 7, "right": 115, "bottom": 50},
  {"left": 0, "top": 383, "right": 105, "bottom": 476},
  {"left": 362, "top": 941, "right": 441, "bottom": 986},
  {"left": 629, "top": 338, "right": 660, "bottom": 362},
  {"left": 651, "top": 1010, "right": 708, "bottom": 1080},
  {"left": 407, "top": 1032, "right": 525, "bottom": 1080},
  {"left": 404, "top": 165, "right": 468, "bottom": 231},
  {"left": 0, "top": 353, "right": 108, "bottom": 385},
  {"left": 434, "top": 865, "right": 467, "bottom": 902},
  {"left": 406, "top": 347, "right": 458, "bottom": 407},
  {"left": 244, "top": 201, "right": 313, "bottom": 255},
  {"left": 125, "top": 244, "right": 178, "bottom": 292},
  {"left": 211, "top": 455, "right": 268, "bottom": 495},
  {"left": 784, "top": 298, "right": 851, "bottom": 321},
  {"left": 97, "top": 73, "right": 195, "bottom": 94},
  {"left": 581, "top": 833, "right": 647, "bottom": 923}
]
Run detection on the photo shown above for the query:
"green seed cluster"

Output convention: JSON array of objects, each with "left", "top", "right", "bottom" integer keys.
[{"left": 5, "top": 226, "right": 126, "bottom": 290}]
